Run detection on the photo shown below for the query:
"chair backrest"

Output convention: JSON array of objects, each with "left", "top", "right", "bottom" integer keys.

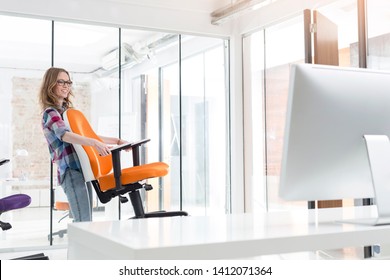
[{"left": 63, "top": 109, "right": 112, "bottom": 182}]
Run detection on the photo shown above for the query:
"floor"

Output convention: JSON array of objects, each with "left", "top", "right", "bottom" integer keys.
[
  {"left": 0, "top": 245, "right": 67, "bottom": 260},
  {"left": 0, "top": 208, "right": 69, "bottom": 260},
  {"left": 0, "top": 205, "right": 111, "bottom": 260}
]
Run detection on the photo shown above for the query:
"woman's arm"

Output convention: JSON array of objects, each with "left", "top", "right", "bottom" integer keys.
[
  {"left": 98, "top": 135, "right": 121, "bottom": 145},
  {"left": 99, "top": 135, "right": 132, "bottom": 151},
  {"left": 62, "top": 131, "right": 112, "bottom": 156}
]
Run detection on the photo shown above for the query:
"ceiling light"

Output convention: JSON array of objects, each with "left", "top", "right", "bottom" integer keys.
[{"left": 211, "top": 0, "right": 275, "bottom": 25}]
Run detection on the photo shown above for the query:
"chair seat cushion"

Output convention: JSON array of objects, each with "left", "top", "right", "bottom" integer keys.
[
  {"left": 98, "top": 162, "right": 169, "bottom": 191},
  {"left": 0, "top": 194, "right": 31, "bottom": 213},
  {"left": 55, "top": 201, "right": 70, "bottom": 211}
]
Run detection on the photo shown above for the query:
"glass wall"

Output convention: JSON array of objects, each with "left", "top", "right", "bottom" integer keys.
[
  {"left": 53, "top": 21, "right": 121, "bottom": 224},
  {"left": 180, "top": 35, "right": 229, "bottom": 215},
  {"left": 242, "top": 30, "right": 266, "bottom": 213},
  {"left": 243, "top": 0, "right": 369, "bottom": 212},
  {"left": 263, "top": 16, "right": 307, "bottom": 211},
  {"left": 0, "top": 14, "right": 230, "bottom": 251},
  {"left": 121, "top": 34, "right": 230, "bottom": 216},
  {"left": 366, "top": 0, "right": 390, "bottom": 70},
  {"left": 243, "top": 15, "right": 306, "bottom": 212},
  {"left": 0, "top": 15, "right": 52, "bottom": 249}
]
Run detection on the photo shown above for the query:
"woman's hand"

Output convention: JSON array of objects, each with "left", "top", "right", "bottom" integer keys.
[
  {"left": 92, "top": 139, "right": 112, "bottom": 156},
  {"left": 117, "top": 139, "right": 132, "bottom": 152}
]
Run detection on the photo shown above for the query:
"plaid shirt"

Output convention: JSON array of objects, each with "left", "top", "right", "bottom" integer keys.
[{"left": 42, "top": 107, "right": 82, "bottom": 184}]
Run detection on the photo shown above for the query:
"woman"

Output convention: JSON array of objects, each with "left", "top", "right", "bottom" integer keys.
[{"left": 39, "top": 67, "right": 128, "bottom": 222}]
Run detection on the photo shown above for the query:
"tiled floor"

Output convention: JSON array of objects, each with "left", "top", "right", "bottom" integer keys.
[
  {"left": 0, "top": 223, "right": 68, "bottom": 259},
  {"left": 0, "top": 205, "right": 110, "bottom": 260},
  {"left": 1, "top": 206, "right": 70, "bottom": 260}
]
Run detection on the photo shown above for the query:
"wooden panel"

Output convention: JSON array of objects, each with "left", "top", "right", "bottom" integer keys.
[
  {"left": 318, "top": 200, "right": 342, "bottom": 208},
  {"left": 313, "top": 10, "right": 339, "bottom": 66}
]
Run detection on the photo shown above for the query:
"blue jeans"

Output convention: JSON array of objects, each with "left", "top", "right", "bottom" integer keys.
[{"left": 61, "top": 169, "right": 92, "bottom": 222}]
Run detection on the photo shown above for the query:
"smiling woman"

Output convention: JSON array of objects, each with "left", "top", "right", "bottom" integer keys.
[{"left": 39, "top": 66, "right": 132, "bottom": 223}]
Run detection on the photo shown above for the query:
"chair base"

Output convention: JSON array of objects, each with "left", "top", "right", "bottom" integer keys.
[
  {"left": 89, "top": 181, "right": 188, "bottom": 219},
  {"left": 48, "top": 229, "right": 67, "bottom": 242},
  {"left": 0, "top": 220, "right": 12, "bottom": 231},
  {"left": 129, "top": 190, "right": 188, "bottom": 219},
  {"left": 130, "top": 210, "right": 188, "bottom": 219},
  {"left": 11, "top": 253, "right": 49, "bottom": 260},
  {"left": 53, "top": 229, "right": 67, "bottom": 238}
]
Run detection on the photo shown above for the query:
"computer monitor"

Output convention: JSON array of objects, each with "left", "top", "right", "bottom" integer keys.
[{"left": 279, "top": 63, "right": 390, "bottom": 225}]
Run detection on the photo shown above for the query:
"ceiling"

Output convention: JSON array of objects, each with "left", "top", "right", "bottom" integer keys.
[{"left": 0, "top": 0, "right": 233, "bottom": 73}]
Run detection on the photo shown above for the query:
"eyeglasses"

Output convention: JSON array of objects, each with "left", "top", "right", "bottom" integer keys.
[{"left": 56, "top": 79, "right": 73, "bottom": 87}]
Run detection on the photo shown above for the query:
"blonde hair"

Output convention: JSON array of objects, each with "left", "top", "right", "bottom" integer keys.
[{"left": 39, "top": 67, "right": 74, "bottom": 111}]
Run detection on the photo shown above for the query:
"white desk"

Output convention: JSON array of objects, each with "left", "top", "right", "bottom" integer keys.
[{"left": 67, "top": 206, "right": 390, "bottom": 259}]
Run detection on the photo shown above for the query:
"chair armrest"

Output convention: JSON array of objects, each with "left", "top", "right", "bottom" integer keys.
[
  {"left": 110, "top": 142, "right": 133, "bottom": 152},
  {"left": 110, "top": 139, "right": 151, "bottom": 190},
  {"left": 110, "top": 139, "right": 150, "bottom": 152},
  {"left": 130, "top": 138, "right": 151, "bottom": 148}
]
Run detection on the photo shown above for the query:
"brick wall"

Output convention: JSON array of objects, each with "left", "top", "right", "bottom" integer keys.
[{"left": 11, "top": 76, "right": 90, "bottom": 190}]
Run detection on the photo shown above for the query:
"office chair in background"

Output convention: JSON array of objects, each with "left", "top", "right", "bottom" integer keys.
[
  {"left": 0, "top": 194, "right": 31, "bottom": 231},
  {"left": 0, "top": 158, "right": 31, "bottom": 231},
  {"left": 63, "top": 109, "right": 188, "bottom": 219},
  {"left": 0, "top": 158, "right": 49, "bottom": 260},
  {"left": 49, "top": 188, "right": 70, "bottom": 240}
]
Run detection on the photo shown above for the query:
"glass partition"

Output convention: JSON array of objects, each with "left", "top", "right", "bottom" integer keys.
[
  {"left": 243, "top": 30, "right": 266, "bottom": 213},
  {"left": 0, "top": 15, "right": 52, "bottom": 249},
  {"left": 0, "top": 13, "right": 230, "bottom": 251},
  {"left": 161, "top": 59, "right": 181, "bottom": 211},
  {"left": 366, "top": 0, "right": 390, "bottom": 70},
  {"left": 244, "top": 0, "right": 363, "bottom": 212},
  {"left": 52, "top": 22, "right": 121, "bottom": 230},
  {"left": 121, "top": 33, "right": 230, "bottom": 216},
  {"left": 120, "top": 30, "right": 180, "bottom": 216},
  {"left": 264, "top": 16, "right": 306, "bottom": 211},
  {"left": 180, "top": 35, "right": 229, "bottom": 215}
]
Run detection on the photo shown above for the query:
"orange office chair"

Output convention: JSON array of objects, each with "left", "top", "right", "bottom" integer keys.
[{"left": 63, "top": 108, "right": 187, "bottom": 219}]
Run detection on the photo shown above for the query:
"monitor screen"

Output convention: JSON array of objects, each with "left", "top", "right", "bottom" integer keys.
[{"left": 280, "top": 64, "right": 390, "bottom": 208}]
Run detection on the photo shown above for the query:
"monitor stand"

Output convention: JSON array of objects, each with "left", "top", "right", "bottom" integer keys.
[{"left": 338, "top": 135, "right": 390, "bottom": 226}]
